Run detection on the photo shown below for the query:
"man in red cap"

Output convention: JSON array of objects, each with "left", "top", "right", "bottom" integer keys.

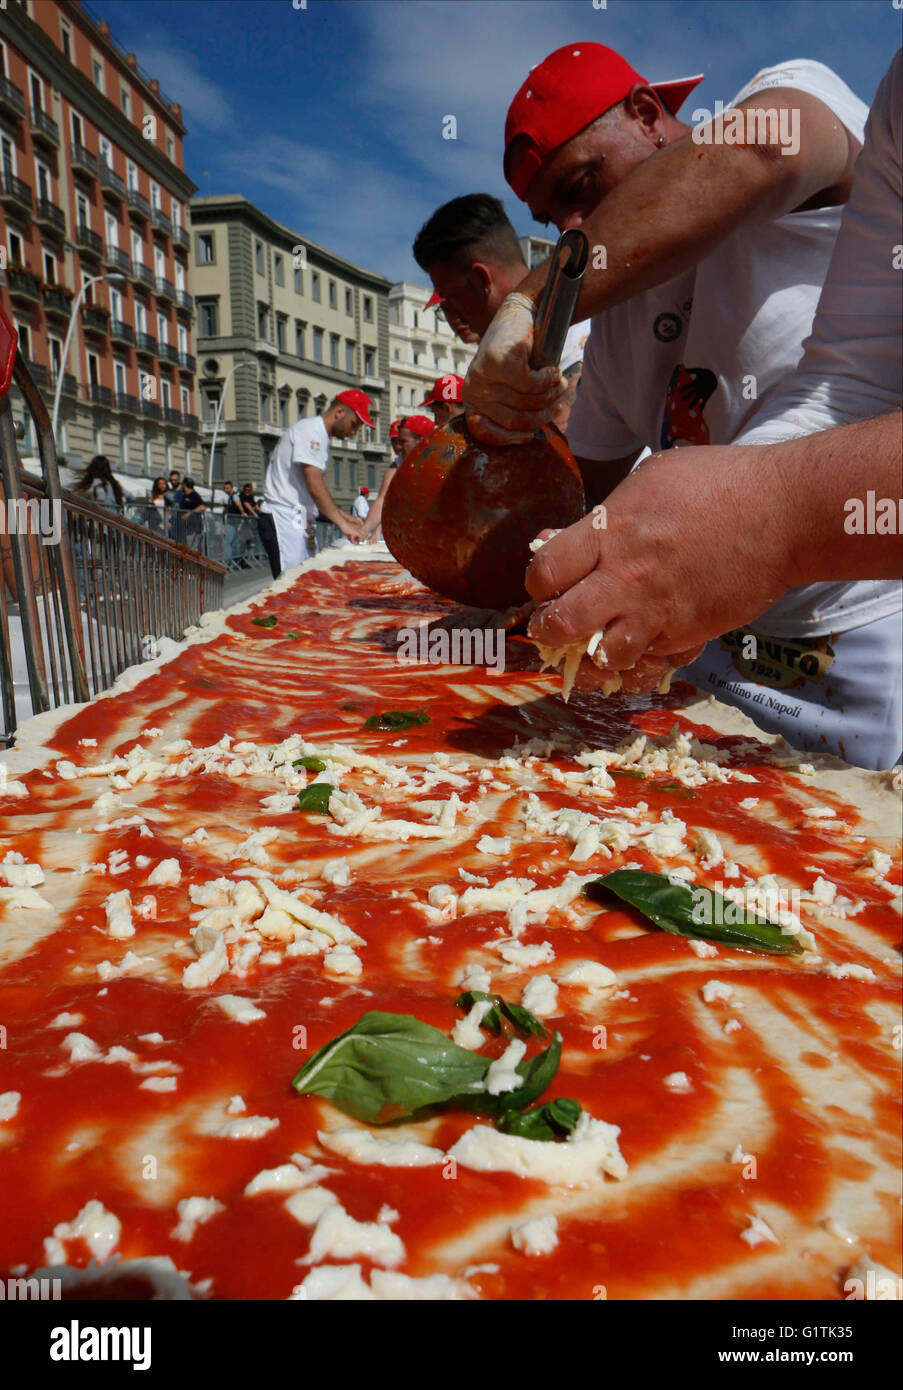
[
  {"left": 362, "top": 414, "right": 434, "bottom": 543},
  {"left": 459, "top": 42, "right": 897, "bottom": 763},
  {"left": 419, "top": 372, "right": 464, "bottom": 429},
  {"left": 351, "top": 485, "right": 371, "bottom": 521},
  {"left": 257, "top": 389, "right": 371, "bottom": 577}
]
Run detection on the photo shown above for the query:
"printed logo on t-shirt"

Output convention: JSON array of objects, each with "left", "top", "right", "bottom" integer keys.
[
  {"left": 660, "top": 365, "right": 718, "bottom": 448},
  {"left": 720, "top": 627, "right": 836, "bottom": 690},
  {"left": 309, "top": 439, "right": 322, "bottom": 453},
  {"left": 653, "top": 297, "right": 693, "bottom": 343}
]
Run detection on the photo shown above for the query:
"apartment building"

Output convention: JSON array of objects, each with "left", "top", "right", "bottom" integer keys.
[
  {"left": 388, "top": 282, "right": 475, "bottom": 422},
  {"left": 189, "top": 194, "right": 391, "bottom": 508},
  {"left": 518, "top": 233, "right": 555, "bottom": 270},
  {"left": 0, "top": 0, "right": 198, "bottom": 477}
]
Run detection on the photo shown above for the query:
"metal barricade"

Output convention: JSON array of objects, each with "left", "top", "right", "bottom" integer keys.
[
  {"left": 123, "top": 503, "right": 268, "bottom": 573},
  {"left": 0, "top": 309, "right": 225, "bottom": 746}
]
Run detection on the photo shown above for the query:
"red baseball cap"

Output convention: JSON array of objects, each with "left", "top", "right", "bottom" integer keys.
[
  {"left": 505, "top": 43, "right": 704, "bottom": 199},
  {"left": 389, "top": 418, "right": 403, "bottom": 438},
  {"left": 425, "top": 289, "right": 443, "bottom": 308},
  {"left": 361, "top": 485, "right": 370, "bottom": 494},
  {"left": 335, "top": 388, "right": 374, "bottom": 427},
  {"left": 400, "top": 414, "right": 435, "bottom": 437},
  {"left": 420, "top": 373, "right": 463, "bottom": 407}
]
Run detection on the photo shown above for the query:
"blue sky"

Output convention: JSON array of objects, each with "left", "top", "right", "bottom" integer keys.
[{"left": 89, "top": 0, "right": 900, "bottom": 283}]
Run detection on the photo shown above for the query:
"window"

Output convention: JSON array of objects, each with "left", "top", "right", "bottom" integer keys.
[
  {"left": 110, "top": 287, "right": 123, "bottom": 322},
  {"left": 114, "top": 359, "right": 127, "bottom": 394},
  {"left": 35, "top": 158, "right": 51, "bottom": 202},
  {"left": 48, "top": 335, "right": 62, "bottom": 380},
  {"left": 413, "top": 309, "right": 419, "bottom": 328},
  {"left": 126, "top": 159, "right": 138, "bottom": 192},
  {"left": 121, "top": 86, "right": 131, "bottom": 118},
  {"left": 312, "top": 328, "right": 323, "bottom": 363},
  {"left": 166, "top": 134, "right": 174, "bottom": 160},
  {"left": 196, "top": 232, "right": 215, "bottom": 265},
  {"left": 92, "top": 56, "right": 104, "bottom": 93},
  {"left": 392, "top": 347, "right": 400, "bottom": 361},
  {"left": 157, "top": 312, "right": 169, "bottom": 346},
  {"left": 174, "top": 261, "right": 185, "bottom": 292},
  {"left": 345, "top": 288, "right": 353, "bottom": 316},
  {"left": 171, "top": 200, "right": 181, "bottom": 230},
  {"left": 76, "top": 190, "right": 89, "bottom": 231},
  {"left": 329, "top": 334, "right": 339, "bottom": 369},
  {"left": 255, "top": 241, "right": 264, "bottom": 275},
  {"left": 295, "top": 321, "right": 305, "bottom": 356},
  {"left": 131, "top": 228, "right": 143, "bottom": 265},
  {"left": 150, "top": 180, "right": 160, "bottom": 210},
  {"left": 328, "top": 280, "right": 337, "bottom": 310},
  {"left": 364, "top": 347, "right": 375, "bottom": 376},
  {"left": 16, "top": 320, "right": 31, "bottom": 359},
  {"left": 135, "top": 300, "right": 147, "bottom": 335},
  {"left": 87, "top": 352, "right": 100, "bottom": 388},
  {"left": 60, "top": 21, "right": 72, "bottom": 61},
  {"left": 367, "top": 465, "right": 375, "bottom": 489},
  {"left": 293, "top": 266, "right": 303, "bottom": 294},
  {"left": 29, "top": 71, "right": 43, "bottom": 113},
  {"left": 154, "top": 245, "right": 166, "bottom": 278},
  {"left": 99, "top": 135, "right": 113, "bottom": 169},
  {"left": 333, "top": 462, "right": 340, "bottom": 488},
  {"left": 198, "top": 301, "right": 218, "bottom": 336},
  {"left": 363, "top": 296, "right": 373, "bottom": 322},
  {"left": 257, "top": 304, "right": 269, "bottom": 340},
  {"left": 279, "top": 395, "right": 289, "bottom": 429},
  {"left": 345, "top": 341, "right": 355, "bottom": 374},
  {"left": 311, "top": 271, "right": 321, "bottom": 302},
  {"left": 161, "top": 378, "right": 172, "bottom": 410},
  {"left": 105, "top": 209, "right": 118, "bottom": 250},
  {"left": 276, "top": 314, "right": 287, "bottom": 352},
  {"left": 274, "top": 254, "right": 284, "bottom": 286},
  {"left": 70, "top": 111, "right": 84, "bottom": 147},
  {"left": 177, "top": 323, "right": 188, "bottom": 356},
  {"left": 181, "top": 385, "right": 191, "bottom": 414},
  {"left": 43, "top": 250, "right": 56, "bottom": 284},
  {"left": 1, "top": 132, "right": 15, "bottom": 179},
  {"left": 203, "top": 389, "right": 220, "bottom": 423}
]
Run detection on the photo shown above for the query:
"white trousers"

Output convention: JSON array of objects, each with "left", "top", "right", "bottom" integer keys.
[{"left": 270, "top": 506, "right": 309, "bottom": 571}]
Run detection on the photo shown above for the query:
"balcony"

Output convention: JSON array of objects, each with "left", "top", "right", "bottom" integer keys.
[
  {"left": 70, "top": 142, "right": 98, "bottom": 180},
  {"left": 151, "top": 207, "right": 172, "bottom": 237},
  {"left": 7, "top": 269, "right": 41, "bottom": 303},
  {"left": 176, "top": 289, "right": 193, "bottom": 313},
  {"left": 42, "top": 285, "right": 73, "bottom": 318},
  {"left": 133, "top": 263, "right": 154, "bottom": 291},
  {"left": 0, "top": 172, "right": 32, "bottom": 214},
  {"left": 81, "top": 305, "right": 109, "bottom": 335},
  {"left": 90, "top": 384, "right": 113, "bottom": 408},
  {"left": 55, "top": 372, "right": 78, "bottom": 397},
  {"left": 25, "top": 360, "right": 49, "bottom": 387},
  {"left": 127, "top": 188, "right": 150, "bottom": 220},
  {"left": 0, "top": 75, "right": 25, "bottom": 121},
  {"left": 29, "top": 107, "right": 59, "bottom": 149},
  {"left": 163, "top": 406, "right": 182, "bottom": 426},
  {"left": 157, "top": 343, "right": 177, "bottom": 365},
  {"left": 255, "top": 339, "right": 279, "bottom": 358},
  {"left": 35, "top": 197, "right": 66, "bottom": 235},
  {"left": 99, "top": 163, "right": 126, "bottom": 202},
  {"left": 75, "top": 223, "right": 103, "bottom": 258},
  {"left": 141, "top": 399, "right": 161, "bottom": 421},
  {"left": 105, "top": 246, "right": 131, "bottom": 276},
  {"left": 173, "top": 224, "right": 190, "bottom": 251},
  {"left": 183, "top": 412, "right": 199, "bottom": 432},
  {"left": 259, "top": 420, "right": 282, "bottom": 437},
  {"left": 110, "top": 319, "right": 135, "bottom": 346},
  {"left": 178, "top": 351, "right": 196, "bottom": 373},
  {"left": 115, "top": 392, "right": 139, "bottom": 414},
  {"left": 155, "top": 277, "right": 175, "bottom": 302},
  {"left": 135, "top": 333, "right": 158, "bottom": 357},
  {"left": 361, "top": 374, "right": 386, "bottom": 392}
]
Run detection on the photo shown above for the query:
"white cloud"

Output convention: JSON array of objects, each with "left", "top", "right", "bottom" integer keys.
[{"left": 133, "top": 45, "right": 234, "bottom": 132}]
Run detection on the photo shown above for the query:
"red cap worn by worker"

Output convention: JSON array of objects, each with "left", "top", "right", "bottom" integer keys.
[
  {"left": 389, "top": 418, "right": 404, "bottom": 439},
  {"left": 504, "top": 43, "right": 704, "bottom": 198},
  {"left": 335, "top": 388, "right": 375, "bottom": 428},
  {"left": 420, "top": 374, "right": 464, "bottom": 407},
  {"left": 401, "top": 415, "right": 435, "bottom": 437},
  {"left": 360, "top": 485, "right": 370, "bottom": 495}
]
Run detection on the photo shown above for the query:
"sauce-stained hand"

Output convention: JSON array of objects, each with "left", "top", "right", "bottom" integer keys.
[{"left": 462, "top": 292, "right": 566, "bottom": 444}]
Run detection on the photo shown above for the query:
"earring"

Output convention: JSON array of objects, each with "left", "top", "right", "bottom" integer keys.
[{"left": 657, "top": 135, "right": 665, "bottom": 146}]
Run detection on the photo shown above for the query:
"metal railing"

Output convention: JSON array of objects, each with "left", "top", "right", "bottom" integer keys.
[
  {"left": 125, "top": 504, "right": 268, "bottom": 572},
  {"left": 0, "top": 339, "right": 226, "bottom": 744}
]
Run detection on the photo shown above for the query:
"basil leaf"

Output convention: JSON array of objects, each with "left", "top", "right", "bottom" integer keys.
[
  {"left": 466, "top": 1034, "right": 562, "bottom": 1117},
  {"left": 497, "top": 1096, "right": 582, "bottom": 1141},
  {"left": 454, "top": 991, "right": 547, "bottom": 1039},
  {"left": 363, "top": 710, "right": 431, "bottom": 731},
  {"left": 285, "top": 631, "right": 303, "bottom": 639},
  {"left": 252, "top": 615, "right": 278, "bottom": 628},
  {"left": 293, "top": 756, "right": 327, "bottom": 772},
  {"left": 340, "top": 703, "right": 358, "bottom": 711},
  {"left": 297, "top": 782, "right": 335, "bottom": 814},
  {"left": 585, "top": 868, "right": 803, "bottom": 955},
  {"left": 291, "top": 1011, "right": 490, "bottom": 1124},
  {"left": 611, "top": 767, "right": 645, "bottom": 779}
]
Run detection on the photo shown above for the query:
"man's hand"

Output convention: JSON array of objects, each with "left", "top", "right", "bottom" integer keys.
[
  {"left": 525, "top": 445, "right": 796, "bottom": 671},
  {"left": 462, "top": 292, "right": 566, "bottom": 444},
  {"left": 338, "top": 514, "right": 364, "bottom": 544}
]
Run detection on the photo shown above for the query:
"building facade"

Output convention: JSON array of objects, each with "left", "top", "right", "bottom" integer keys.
[
  {"left": 0, "top": 0, "right": 198, "bottom": 478},
  {"left": 189, "top": 194, "right": 391, "bottom": 509},
  {"left": 518, "top": 233, "right": 555, "bottom": 271},
  {"left": 387, "top": 281, "right": 475, "bottom": 422}
]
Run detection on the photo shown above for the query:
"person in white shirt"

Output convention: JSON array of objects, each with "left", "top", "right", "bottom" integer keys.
[
  {"left": 525, "top": 50, "right": 903, "bottom": 769},
  {"left": 352, "top": 487, "right": 371, "bottom": 520},
  {"left": 258, "top": 389, "right": 372, "bottom": 577},
  {"left": 414, "top": 193, "right": 590, "bottom": 431},
  {"left": 462, "top": 42, "right": 899, "bottom": 765}
]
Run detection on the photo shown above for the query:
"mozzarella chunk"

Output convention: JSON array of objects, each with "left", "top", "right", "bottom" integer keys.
[
  {"left": 171, "top": 1196, "right": 225, "bottom": 1243},
  {"left": 147, "top": 858, "right": 181, "bottom": 886},
  {"left": 316, "top": 1128, "right": 444, "bottom": 1167},
  {"left": 214, "top": 994, "right": 266, "bottom": 1023},
  {"left": 521, "top": 974, "right": 559, "bottom": 1017},
  {"left": 485, "top": 1039, "right": 527, "bottom": 1095},
  {"left": 510, "top": 1214, "right": 559, "bottom": 1256},
  {"left": 448, "top": 1112, "right": 627, "bottom": 1185}
]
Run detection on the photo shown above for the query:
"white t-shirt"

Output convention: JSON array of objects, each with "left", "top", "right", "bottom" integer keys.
[
  {"left": 560, "top": 319, "right": 591, "bottom": 373},
  {"left": 567, "top": 60, "right": 878, "bottom": 636},
  {"left": 352, "top": 494, "right": 370, "bottom": 519},
  {"left": 736, "top": 50, "right": 902, "bottom": 637},
  {"left": 261, "top": 415, "right": 329, "bottom": 520}
]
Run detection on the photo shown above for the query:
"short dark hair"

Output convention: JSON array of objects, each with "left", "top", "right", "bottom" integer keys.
[
  {"left": 413, "top": 194, "right": 525, "bottom": 274},
  {"left": 223, "top": 480, "right": 233, "bottom": 487},
  {"left": 182, "top": 477, "right": 195, "bottom": 488}
]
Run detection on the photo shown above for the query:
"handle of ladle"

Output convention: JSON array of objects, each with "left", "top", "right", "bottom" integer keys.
[{"left": 529, "top": 229, "right": 589, "bottom": 372}]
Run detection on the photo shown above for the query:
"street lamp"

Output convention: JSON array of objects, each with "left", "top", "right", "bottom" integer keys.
[
  {"left": 51, "top": 272, "right": 126, "bottom": 444},
  {"left": 207, "top": 358, "right": 257, "bottom": 494}
]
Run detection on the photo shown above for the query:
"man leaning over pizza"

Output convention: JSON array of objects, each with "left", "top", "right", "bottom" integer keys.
[{"left": 462, "top": 42, "right": 901, "bottom": 769}]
